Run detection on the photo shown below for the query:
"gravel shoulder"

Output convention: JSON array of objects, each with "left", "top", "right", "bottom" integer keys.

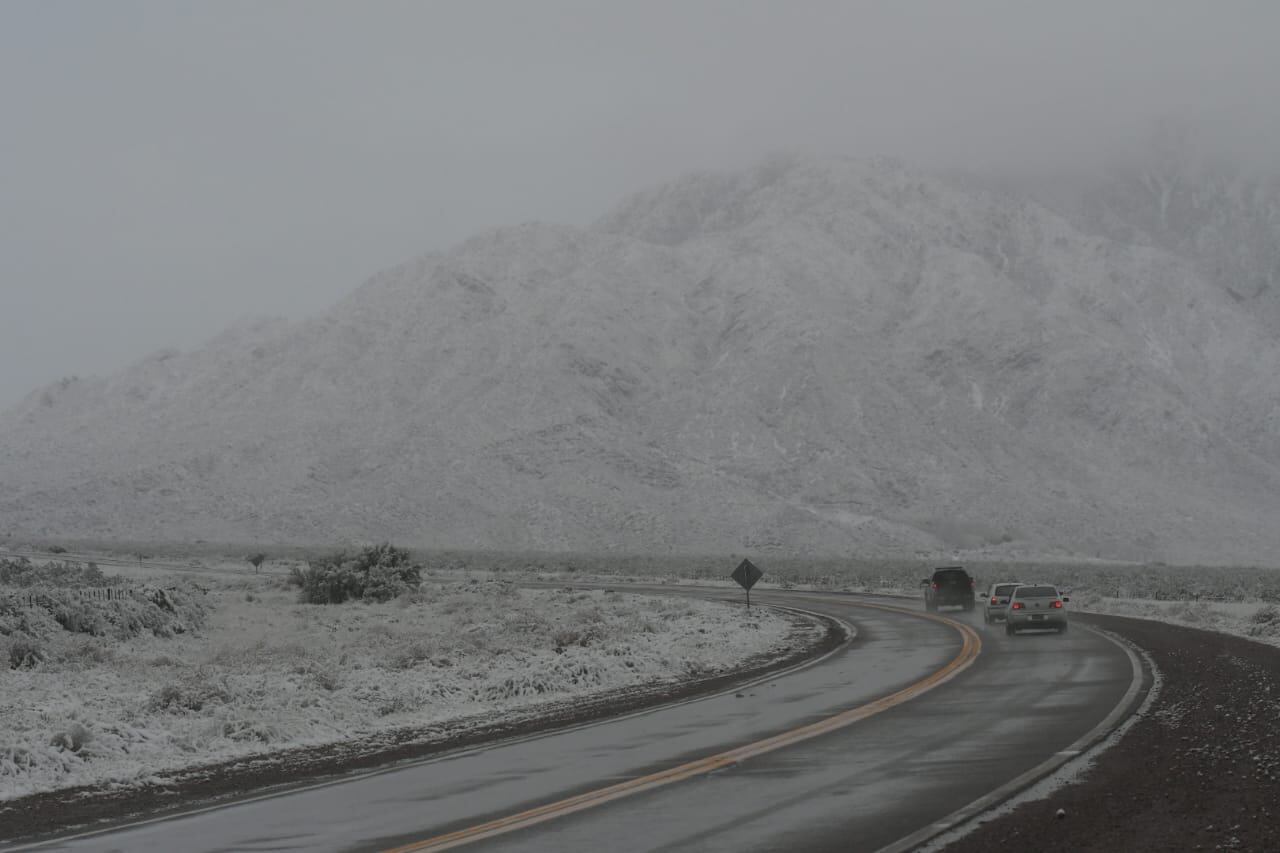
[
  {"left": 0, "top": 596, "right": 841, "bottom": 844},
  {"left": 943, "top": 612, "right": 1280, "bottom": 853}
]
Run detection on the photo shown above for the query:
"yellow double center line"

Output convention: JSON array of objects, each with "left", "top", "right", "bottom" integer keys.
[{"left": 385, "top": 601, "right": 982, "bottom": 853}]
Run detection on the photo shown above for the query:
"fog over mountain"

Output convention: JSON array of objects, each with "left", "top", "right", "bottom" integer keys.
[{"left": 3, "top": 154, "right": 1279, "bottom": 563}]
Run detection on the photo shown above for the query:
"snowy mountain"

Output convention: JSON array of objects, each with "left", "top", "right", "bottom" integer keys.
[
  {"left": 1026, "top": 123, "right": 1280, "bottom": 331},
  {"left": 4, "top": 155, "right": 1279, "bottom": 563}
]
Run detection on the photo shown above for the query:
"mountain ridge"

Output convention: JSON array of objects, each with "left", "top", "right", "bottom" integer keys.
[{"left": 3, "top": 155, "right": 1278, "bottom": 563}]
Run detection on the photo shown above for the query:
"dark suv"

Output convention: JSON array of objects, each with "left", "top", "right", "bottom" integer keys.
[{"left": 922, "top": 566, "right": 976, "bottom": 611}]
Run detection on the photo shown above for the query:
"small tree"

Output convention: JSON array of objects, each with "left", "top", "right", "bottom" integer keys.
[{"left": 247, "top": 553, "right": 266, "bottom": 573}]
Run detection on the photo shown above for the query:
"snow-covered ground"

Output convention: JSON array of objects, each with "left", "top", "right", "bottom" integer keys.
[
  {"left": 1074, "top": 593, "right": 1280, "bottom": 647},
  {"left": 0, "top": 574, "right": 808, "bottom": 801}
]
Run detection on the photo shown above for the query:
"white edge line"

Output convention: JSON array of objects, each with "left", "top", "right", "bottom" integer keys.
[
  {"left": 873, "top": 623, "right": 1154, "bottom": 853},
  {"left": 3, "top": 602, "right": 854, "bottom": 852}
]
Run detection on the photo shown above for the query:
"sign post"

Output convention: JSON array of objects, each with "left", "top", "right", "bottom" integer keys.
[{"left": 731, "top": 558, "right": 763, "bottom": 609}]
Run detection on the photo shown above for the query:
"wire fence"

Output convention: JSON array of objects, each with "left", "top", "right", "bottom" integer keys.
[{"left": 1, "top": 586, "right": 141, "bottom": 609}]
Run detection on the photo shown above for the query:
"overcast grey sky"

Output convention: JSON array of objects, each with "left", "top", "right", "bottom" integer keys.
[{"left": 2, "top": 0, "right": 1277, "bottom": 407}]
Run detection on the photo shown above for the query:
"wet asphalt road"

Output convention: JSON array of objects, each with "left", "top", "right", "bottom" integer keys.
[{"left": 18, "top": 590, "right": 1139, "bottom": 853}]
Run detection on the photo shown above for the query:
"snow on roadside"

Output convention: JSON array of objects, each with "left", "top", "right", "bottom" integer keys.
[
  {"left": 1074, "top": 594, "right": 1280, "bottom": 647},
  {"left": 0, "top": 578, "right": 810, "bottom": 801}
]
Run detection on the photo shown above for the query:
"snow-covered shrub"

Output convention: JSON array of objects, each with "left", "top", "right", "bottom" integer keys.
[
  {"left": 147, "top": 672, "right": 234, "bottom": 713},
  {"left": 0, "top": 599, "right": 62, "bottom": 643},
  {"left": 219, "top": 719, "right": 281, "bottom": 744},
  {"left": 292, "top": 544, "right": 422, "bottom": 604},
  {"left": 58, "top": 637, "right": 115, "bottom": 667},
  {"left": 0, "top": 558, "right": 113, "bottom": 588},
  {"left": 1252, "top": 604, "right": 1280, "bottom": 625},
  {"left": 291, "top": 561, "right": 358, "bottom": 604},
  {"left": 1248, "top": 604, "right": 1280, "bottom": 637},
  {"left": 0, "top": 747, "right": 39, "bottom": 781},
  {"left": 361, "top": 563, "right": 415, "bottom": 603},
  {"left": 0, "top": 587, "right": 206, "bottom": 643},
  {"left": 552, "top": 628, "right": 583, "bottom": 649},
  {"left": 48, "top": 722, "right": 92, "bottom": 754},
  {"left": 1164, "top": 600, "right": 1215, "bottom": 625},
  {"left": 310, "top": 664, "right": 341, "bottom": 692},
  {"left": 6, "top": 636, "right": 45, "bottom": 669},
  {"left": 48, "top": 597, "right": 108, "bottom": 635},
  {"left": 389, "top": 640, "right": 434, "bottom": 670}
]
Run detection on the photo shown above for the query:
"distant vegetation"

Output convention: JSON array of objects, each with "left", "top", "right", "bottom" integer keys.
[
  {"left": 288, "top": 543, "right": 422, "bottom": 604},
  {"left": 0, "top": 558, "right": 112, "bottom": 588},
  {"left": 413, "top": 550, "right": 1280, "bottom": 603}
]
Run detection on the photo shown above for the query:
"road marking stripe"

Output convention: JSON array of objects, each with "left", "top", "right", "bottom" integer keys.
[{"left": 383, "top": 601, "right": 982, "bottom": 853}]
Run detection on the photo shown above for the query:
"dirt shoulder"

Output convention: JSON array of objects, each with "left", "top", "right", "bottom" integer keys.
[
  {"left": 0, "top": 607, "right": 843, "bottom": 845},
  {"left": 944, "top": 612, "right": 1280, "bottom": 853}
]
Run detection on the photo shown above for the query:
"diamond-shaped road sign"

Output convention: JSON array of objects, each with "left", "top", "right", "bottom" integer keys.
[{"left": 731, "top": 559, "right": 763, "bottom": 591}]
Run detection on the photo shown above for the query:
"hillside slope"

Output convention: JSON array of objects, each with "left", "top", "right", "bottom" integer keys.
[{"left": 3, "top": 156, "right": 1279, "bottom": 562}]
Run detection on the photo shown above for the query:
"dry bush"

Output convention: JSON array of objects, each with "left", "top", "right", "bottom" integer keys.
[
  {"left": 6, "top": 636, "right": 45, "bottom": 669},
  {"left": 388, "top": 639, "right": 435, "bottom": 670},
  {"left": 219, "top": 719, "right": 281, "bottom": 744},
  {"left": 552, "top": 628, "right": 582, "bottom": 649},
  {"left": 1163, "top": 600, "right": 1217, "bottom": 625},
  {"left": 60, "top": 637, "right": 115, "bottom": 667},
  {"left": 147, "top": 672, "right": 234, "bottom": 713},
  {"left": 376, "top": 693, "right": 419, "bottom": 716}
]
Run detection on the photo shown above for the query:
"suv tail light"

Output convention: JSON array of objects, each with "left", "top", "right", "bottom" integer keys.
[
  {"left": 931, "top": 582, "right": 939, "bottom": 590},
  {"left": 1011, "top": 601, "right": 1024, "bottom": 610},
  {"left": 990, "top": 596, "right": 998, "bottom": 604},
  {"left": 1052, "top": 600, "right": 1063, "bottom": 609}
]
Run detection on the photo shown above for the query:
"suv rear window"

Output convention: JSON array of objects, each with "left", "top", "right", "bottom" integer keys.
[
  {"left": 993, "top": 584, "right": 1018, "bottom": 596},
  {"left": 932, "top": 568, "right": 970, "bottom": 582},
  {"left": 1013, "top": 585, "right": 1058, "bottom": 598}
]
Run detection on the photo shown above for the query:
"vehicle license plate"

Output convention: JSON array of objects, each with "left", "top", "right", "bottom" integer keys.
[{"left": 1032, "top": 614, "right": 1044, "bottom": 621}]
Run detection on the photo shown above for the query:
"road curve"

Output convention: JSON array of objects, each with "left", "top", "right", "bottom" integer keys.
[{"left": 11, "top": 590, "right": 1143, "bottom": 853}]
